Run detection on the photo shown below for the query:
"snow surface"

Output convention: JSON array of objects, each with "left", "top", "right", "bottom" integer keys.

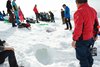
[
  {"left": 0, "top": 0, "right": 100, "bottom": 67},
  {"left": 0, "top": 0, "right": 100, "bottom": 18},
  {"left": 0, "top": 18, "right": 100, "bottom": 67}
]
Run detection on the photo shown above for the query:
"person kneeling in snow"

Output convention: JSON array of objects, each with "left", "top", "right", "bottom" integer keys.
[
  {"left": 18, "top": 22, "right": 31, "bottom": 30},
  {"left": 0, "top": 39, "right": 19, "bottom": 67},
  {"left": 49, "top": 11, "right": 55, "bottom": 22}
]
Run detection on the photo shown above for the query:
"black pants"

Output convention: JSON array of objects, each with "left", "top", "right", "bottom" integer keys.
[
  {"left": 0, "top": 50, "right": 18, "bottom": 67},
  {"left": 35, "top": 13, "right": 39, "bottom": 23},
  {"left": 65, "top": 18, "right": 72, "bottom": 30},
  {"left": 75, "top": 38, "right": 94, "bottom": 67},
  {"left": 51, "top": 18, "right": 55, "bottom": 22}
]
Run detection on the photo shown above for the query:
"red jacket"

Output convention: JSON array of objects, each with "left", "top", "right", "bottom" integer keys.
[
  {"left": 19, "top": 9, "right": 24, "bottom": 22},
  {"left": 73, "top": 3, "right": 99, "bottom": 41},
  {"left": 33, "top": 6, "right": 38, "bottom": 14}
]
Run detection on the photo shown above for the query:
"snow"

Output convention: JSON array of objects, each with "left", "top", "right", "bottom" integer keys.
[
  {"left": 0, "top": 18, "right": 100, "bottom": 67},
  {"left": 0, "top": 0, "right": 100, "bottom": 67}
]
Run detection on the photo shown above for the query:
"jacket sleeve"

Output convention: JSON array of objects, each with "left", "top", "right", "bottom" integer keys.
[{"left": 73, "top": 11, "right": 84, "bottom": 41}]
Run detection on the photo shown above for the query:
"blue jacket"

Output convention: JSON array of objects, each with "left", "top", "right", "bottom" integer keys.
[
  {"left": 64, "top": 6, "right": 70, "bottom": 18},
  {"left": 12, "top": 1, "right": 18, "bottom": 11}
]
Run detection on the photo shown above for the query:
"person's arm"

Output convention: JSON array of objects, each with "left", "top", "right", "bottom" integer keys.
[
  {"left": 72, "top": 11, "right": 84, "bottom": 48},
  {"left": 73, "top": 11, "right": 84, "bottom": 41}
]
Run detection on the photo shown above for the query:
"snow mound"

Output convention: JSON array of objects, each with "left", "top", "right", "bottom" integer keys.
[{"left": 45, "top": 27, "right": 56, "bottom": 33}]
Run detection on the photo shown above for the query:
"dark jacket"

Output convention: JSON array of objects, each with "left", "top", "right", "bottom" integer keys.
[
  {"left": 6, "top": 0, "right": 12, "bottom": 13},
  {"left": 0, "top": 12, "right": 3, "bottom": 16},
  {"left": 61, "top": 10, "right": 64, "bottom": 18},
  {"left": 6, "top": 1, "right": 12, "bottom": 14},
  {"left": 49, "top": 12, "right": 54, "bottom": 19}
]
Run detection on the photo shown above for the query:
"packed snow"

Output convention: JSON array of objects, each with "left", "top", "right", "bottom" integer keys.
[
  {"left": 0, "top": 18, "right": 100, "bottom": 67},
  {"left": 0, "top": 0, "right": 100, "bottom": 67}
]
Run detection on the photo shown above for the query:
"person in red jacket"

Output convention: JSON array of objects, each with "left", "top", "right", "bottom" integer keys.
[
  {"left": 18, "top": 7, "right": 25, "bottom": 22},
  {"left": 33, "top": 4, "right": 39, "bottom": 23},
  {"left": 72, "top": 0, "right": 99, "bottom": 67}
]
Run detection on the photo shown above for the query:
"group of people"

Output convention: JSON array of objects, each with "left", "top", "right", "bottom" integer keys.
[
  {"left": 33, "top": 4, "right": 55, "bottom": 23},
  {"left": 6, "top": 0, "right": 25, "bottom": 27},
  {"left": 39, "top": 11, "right": 55, "bottom": 22},
  {"left": 0, "top": 0, "right": 29, "bottom": 67},
  {"left": 61, "top": 4, "right": 72, "bottom": 30},
  {"left": 61, "top": 2, "right": 100, "bottom": 67},
  {"left": 60, "top": 0, "right": 99, "bottom": 67},
  {"left": 0, "top": 0, "right": 100, "bottom": 67},
  {"left": 6, "top": 0, "right": 31, "bottom": 29},
  {"left": 6, "top": 1, "right": 55, "bottom": 28}
]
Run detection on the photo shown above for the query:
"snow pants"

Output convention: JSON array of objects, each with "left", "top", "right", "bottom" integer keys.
[
  {"left": 35, "top": 13, "right": 39, "bottom": 23},
  {"left": 8, "top": 11, "right": 16, "bottom": 27},
  {"left": 65, "top": 18, "right": 72, "bottom": 30},
  {"left": 0, "top": 50, "right": 18, "bottom": 67},
  {"left": 75, "top": 38, "right": 94, "bottom": 67},
  {"left": 14, "top": 11, "right": 20, "bottom": 25}
]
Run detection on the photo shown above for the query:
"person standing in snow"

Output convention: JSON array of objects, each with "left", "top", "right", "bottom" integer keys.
[
  {"left": 6, "top": 0, "right": 16, "bottom": 27},
  {"left": 6, "top": 0, "right": 12, "bottom": 15},
  {"left": 72, "top": 0, "right": 99, "bottom": 67},
  {"left": 12, "top": 0, "right": 20, "bottom": 25},
  {"left": 0, "top": 40, "right": 19, "bottom": 67},
  {"left": 61, "top": 9, "right": 65, "bottom": 24},
  {"left": 62, "top": 4, "right": 72, "bottom": 30},
  {"left": 33, "top": 4, "right": 39, "bottom": 23},
  {"left": 49, "top": 11, "right": 55, "bottom": 22}
]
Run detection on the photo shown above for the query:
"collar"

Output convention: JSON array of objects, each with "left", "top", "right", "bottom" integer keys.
[{"left": 78, "top": 3, "right": 89, "bottom": 9}]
